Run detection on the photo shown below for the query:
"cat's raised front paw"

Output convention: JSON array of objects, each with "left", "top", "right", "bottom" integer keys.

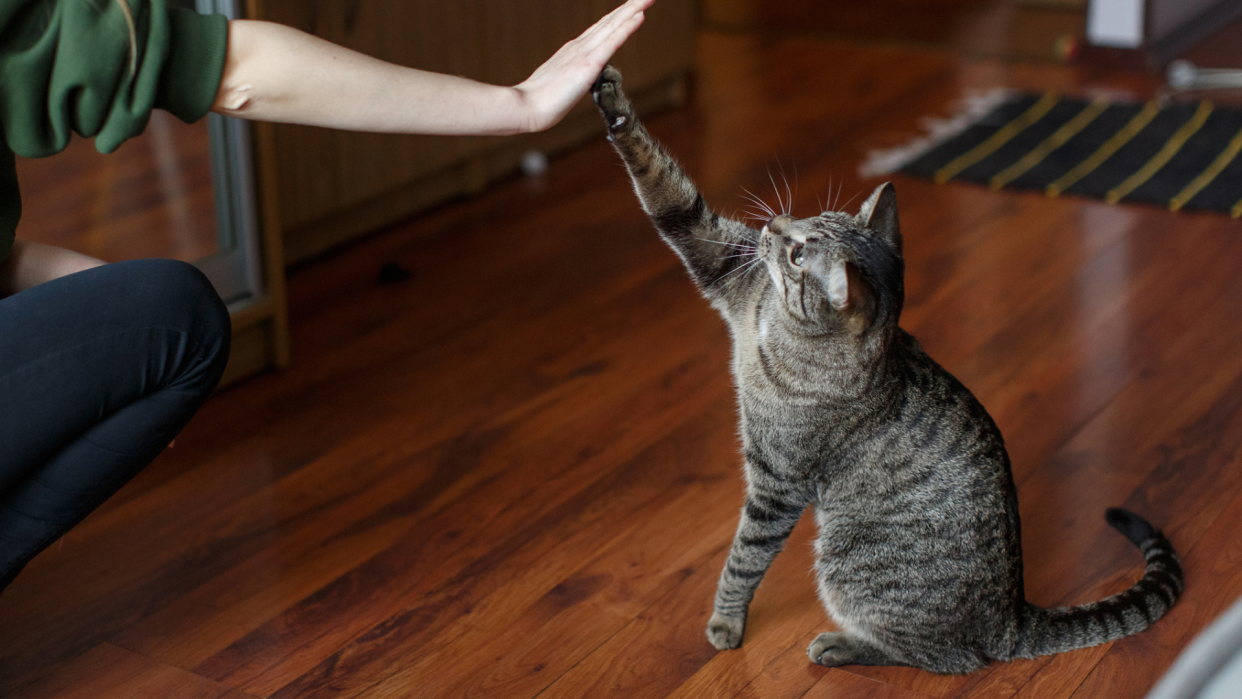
[
  {"left": 706, "top": 612, "right": 746, "bottom": 650},
  {"left": 591, "top": 65, "right": 634, "bottom": 133}
]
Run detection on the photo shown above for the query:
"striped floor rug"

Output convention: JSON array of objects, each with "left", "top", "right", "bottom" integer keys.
[{"left": 878, "top": 92, "right": 1242, "bottom": 217}]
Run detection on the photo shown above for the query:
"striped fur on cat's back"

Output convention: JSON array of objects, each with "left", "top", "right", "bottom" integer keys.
[{"left": 591, "top": 65, "right": 1183, "bottom": 674}]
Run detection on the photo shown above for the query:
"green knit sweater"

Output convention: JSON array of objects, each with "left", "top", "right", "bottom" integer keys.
[{"left": 0, "top": 0, "right": 228, "bottom": 262}]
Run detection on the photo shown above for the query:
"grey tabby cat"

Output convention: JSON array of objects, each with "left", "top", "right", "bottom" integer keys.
[{"left": 591, "top": 65, "right": 1183, "bottom": 674}]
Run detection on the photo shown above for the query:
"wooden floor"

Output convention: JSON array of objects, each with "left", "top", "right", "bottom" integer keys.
[
  {"left": 6, "top": 15, "right": 1242, "bottom": 699},
  {"left": 14, "top": 110, "right": 217, "bottom": 264}
]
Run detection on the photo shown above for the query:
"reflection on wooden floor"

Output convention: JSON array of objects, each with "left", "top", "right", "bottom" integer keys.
[
  {"left": 5, "top": 11, "right": 1242, "bottom": 699},
  {"left": 702, "top": 0, "right": 1087, "bottom": 62},
  {"left": 14, "top": 110, "right": 217, "bottom": 263}
]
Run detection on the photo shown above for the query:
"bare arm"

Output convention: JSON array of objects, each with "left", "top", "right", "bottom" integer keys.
[
  {"left": 0, "top": 4, "right": 650, "bottom": 296},
  {"left": 212, "top": 0, "right": 654, "bottom": 135},
  {"left": 0, "top": 240, "right": 105, "bottom": 297}
]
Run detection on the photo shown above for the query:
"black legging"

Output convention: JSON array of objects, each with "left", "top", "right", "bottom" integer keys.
[{"left": 0, "top": 259, "right": 230, "bottom": 592}]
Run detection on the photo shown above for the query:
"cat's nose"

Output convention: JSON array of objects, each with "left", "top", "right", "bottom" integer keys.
[{"left": 767, "top": 214, "right": 795, "bottom": 234}]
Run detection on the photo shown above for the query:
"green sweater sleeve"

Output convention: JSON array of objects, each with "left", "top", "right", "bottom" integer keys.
[{"left": 0, "top": 0, "right": 229, "bottom": 262}]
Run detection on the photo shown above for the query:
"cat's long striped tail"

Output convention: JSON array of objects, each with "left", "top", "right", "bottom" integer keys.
[{"left": 1013, "top": 508, "right": 1183, "bottom": 659}]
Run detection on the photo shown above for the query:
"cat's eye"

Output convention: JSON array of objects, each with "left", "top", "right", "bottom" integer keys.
[{"left": 790, "top": 244, "right": 805, "bottom": 267}]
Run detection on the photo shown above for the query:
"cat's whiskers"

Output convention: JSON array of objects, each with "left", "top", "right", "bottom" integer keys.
[
  {"left": 767, "top": 161, "right": 798, "bottom": 217},
  {"left": 741, "top": 207, "right": 776, "bottom": 224},
  {"left": 713, "top": 255, "right": 764, "bottom": 286},
  {"left": 694, "top": 235, "right": 753, "bottom": 248},
  {"left": 842, "top": 190, "right": 863, "bottom": 211},
  {"left": 785, "top": 162, "right": 799, "bottom": 216},
  {"left": 824, "top": 176, "right": 843, "bottom": 213},
  {"left": 767, "top": 169, "right": 788, "bottom": 216},
  {"left": 735, "top": 227, "right": 760, "bottom": 244},
  {"left": 740, "top": 185, "right": 773, "bottom": 206},
  {"left": 739, "top": 186, "right": 778, "bottom": 221}
]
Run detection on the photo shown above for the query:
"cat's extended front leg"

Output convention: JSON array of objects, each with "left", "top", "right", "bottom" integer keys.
[
  {"left": 592, "top": 66, "right": 757, "bottom": 294},
  {"left": 707, "top": 482, "right": 807, "bottom": 650}
]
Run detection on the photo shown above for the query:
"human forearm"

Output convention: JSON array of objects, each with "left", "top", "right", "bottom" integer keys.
[
  {"left": 213, "top": 21, "right": 530, "bottom": 135},
  {"left": 211, "top": 0, "right": 653, "bottom": 135},
  {"left": 0, "top": 241, "right": 105, "bottom": 297}
]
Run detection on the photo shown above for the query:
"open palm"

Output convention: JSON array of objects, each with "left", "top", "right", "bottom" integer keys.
[{"left": 515, "top": 0, "right": 656, "bottom": 133}]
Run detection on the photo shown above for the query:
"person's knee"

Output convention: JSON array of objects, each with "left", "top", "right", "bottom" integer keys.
[
  {"left": 168, "top": 261, "right": 230, "bottom": 384},
  {"left": 119, "top": 259, "right": 232, "bottom": 387}
]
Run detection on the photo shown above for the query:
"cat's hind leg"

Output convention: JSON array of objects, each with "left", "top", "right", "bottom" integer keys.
[{"left": 807, "top": 632, "right": 907, "bottom": 668}]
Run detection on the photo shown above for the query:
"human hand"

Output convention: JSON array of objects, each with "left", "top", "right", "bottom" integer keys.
[{"left": 513, "top": 0, "right": 655, "bottom": 133}]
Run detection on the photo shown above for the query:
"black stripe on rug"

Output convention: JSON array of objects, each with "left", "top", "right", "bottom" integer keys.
[{"left": 894, "top": 92, "right": 1242, "bottom": 217}]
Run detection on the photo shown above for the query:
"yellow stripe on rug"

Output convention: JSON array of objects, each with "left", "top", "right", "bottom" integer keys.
[
  {"left": 1107, "top": 101, "right": 1214, "bottom": 205},
  {"left": 1045, "top": 101, "right": 1161, "bottom": 198},
  {"left": 934, "top": 92, "right": 1060, "bottom": 184}
]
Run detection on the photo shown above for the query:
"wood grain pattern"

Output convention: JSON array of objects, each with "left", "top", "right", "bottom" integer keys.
[
  {"left": 13, "top": 110, "right": 217, "bottom": 263},
  {"left": 4, "top": 8, "right": 1242, "bottom": 699},
  {"left": 15, "top": 643, "right": 260, "bottom": 699}
]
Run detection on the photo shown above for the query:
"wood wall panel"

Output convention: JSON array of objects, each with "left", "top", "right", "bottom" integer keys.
[
  {"left": 609, "top": 0, "right": 697, "bottom": 90},
  {"left": 263, "top": 0, "right": 485, "bottom": 234},
  {"left": 479, "top": 0, "right": 603, "bottom": 87},
  {"left": 258, "top": 0, "right": 696, "bottom": 263}
]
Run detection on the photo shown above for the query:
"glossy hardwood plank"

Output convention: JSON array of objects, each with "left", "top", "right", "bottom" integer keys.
[
  {"left": 14, "top": 110, "right": 217, "bottom": 263},
  {"left": 532, "top": 513, "right": 822, "bottom": 699},
  {"left": 662, "top": 517, "right": 826, "bottom": 699},
  {"left": 701, "top": 0, "right": 1085, "bottom": 62},
  {"left": 1068, "top": 486, "right": 1242, "bottom": 698},
  {"left": 15, "top": 643, "right": 259, "bottom": 699},
  {"left": 708, "top": 642, "right": 828, "bottom": 699},
  {"left": 805, "top": 671, "right": 940, "bottom": 699},
  {"left": 227, "top": 389, "right": 741, "bottom": 698},
  {"left": 348, "top": 411, "right": 744, "bottom": 699},
  {"left": 929, "top": 237, "right": 1242, "bottom": 699}
]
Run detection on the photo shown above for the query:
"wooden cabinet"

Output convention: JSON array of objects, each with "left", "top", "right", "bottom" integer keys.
[{"left": 249, "top": 0, "right": 697, "bottom": 264}]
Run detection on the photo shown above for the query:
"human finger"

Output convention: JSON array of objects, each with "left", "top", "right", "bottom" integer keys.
[
  {"left": 585, "top": 9, "right": 647, "bottom": 61},
  {"left": 575, "top": 0, "right": 656, "bottom": 50}
]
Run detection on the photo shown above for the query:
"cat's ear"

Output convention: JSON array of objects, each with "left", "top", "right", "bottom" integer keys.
[
  {"left": 826, "top": 259, "right": 874, "bottom": 334},
  {"left": 857, "top": 182, "right": 902, "bottom": 255}
]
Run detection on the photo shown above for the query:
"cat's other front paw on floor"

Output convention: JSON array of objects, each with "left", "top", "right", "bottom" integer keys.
[{"left": 706, "top": 612, "right": 746, "bottom": 650}]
